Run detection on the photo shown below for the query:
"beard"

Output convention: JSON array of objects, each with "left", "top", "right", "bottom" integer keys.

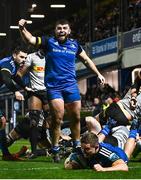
[{"left": 56, "top": 32, "right": 69, "bottom": 43}]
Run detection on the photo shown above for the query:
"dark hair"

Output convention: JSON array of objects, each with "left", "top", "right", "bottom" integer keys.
[
  {"left": 81, "top": 132, "right": 99, "bottom": 147},
  {"left": 12, "top": 45, "right": 28, "bottom": 54},
  {"left": 55, "top": 19, "right": 70, "bottom": 27}
]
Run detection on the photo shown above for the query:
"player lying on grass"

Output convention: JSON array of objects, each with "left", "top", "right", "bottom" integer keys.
[
  {"left": 3, "top": 111, "right": 52, "bottom": 160},
  {"left": 64, "top": 118, "right": 138, "bottom": 171},
  {"left": 0, "top": 110, "right": 22, "bottom": 160},
  {"left": 85, "top": 85, "right": 141, "bottom": 149},
  {"left": 3, "top": 112, "right": 73, "bottom": 160}
]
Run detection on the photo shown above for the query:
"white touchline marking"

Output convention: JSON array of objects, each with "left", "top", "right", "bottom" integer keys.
[
  {"left": 129, "top": 166, "right": 141, "bottom": 169},
  {"left": 0, "top": 166, "right": 140, "bottom": 171},
  {"left": 0, "top": 167, "right": 60, "bottom": 171}
]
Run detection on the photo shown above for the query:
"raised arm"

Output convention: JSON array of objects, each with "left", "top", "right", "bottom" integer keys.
[
  {"left": 79, "top": 50, "right": 105, "bottom": 84},
  {"left": 18, "top": 19, "right": 36, "bottom": 45}
]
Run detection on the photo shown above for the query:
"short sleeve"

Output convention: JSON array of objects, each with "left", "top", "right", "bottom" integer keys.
[
  {"left": 1, "top": 61, "right": 13, "bottom": 74},
  {"left": 76, "top": 42, "right": 84, "bottom": 57},
  {"left": 36, "top": 36, "right": 49, "bottom": 49},
  {"left": 109, "top": 153, "right": 120, "bottom": 162}
]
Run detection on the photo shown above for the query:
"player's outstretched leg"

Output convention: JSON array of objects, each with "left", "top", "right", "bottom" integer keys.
[{"left": 124, "top": 119, "right": 139, "bottom": 159}]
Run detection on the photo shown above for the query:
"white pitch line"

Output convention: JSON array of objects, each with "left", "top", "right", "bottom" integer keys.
[
  {"left": 129, "top": 166, "right": 141, "bottom": 169},
  {"left": 0, "top": 167, "right": 60, "bottom": 171},
  {"left": 0, "top": 166, "right": 140, "bottom": 171}
]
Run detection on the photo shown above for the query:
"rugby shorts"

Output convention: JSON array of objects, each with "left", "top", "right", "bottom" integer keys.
[
  {"left": 27, "top": 90, "right": 48, "bottom": 105},
  {"left": 47, "top": 84, "right": 81, "bottom": 103},
  {"left": 99, "top": 102, "right": 129, "bottom": 126}
]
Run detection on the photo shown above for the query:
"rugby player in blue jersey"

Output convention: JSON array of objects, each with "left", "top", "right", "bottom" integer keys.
[
  {"left": 64, "top": 119, "right": 138, "bottom": 171},
  {"left": 0, "top": 45, "right": 28, "bottom": 160},
  {"left": 18, "top": 19, "right": 105, "bottom": 162}
]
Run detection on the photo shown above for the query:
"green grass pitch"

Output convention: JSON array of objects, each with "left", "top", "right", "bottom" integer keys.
[{"left": 0, "top": 140, "right": 141, "bottom": 179}]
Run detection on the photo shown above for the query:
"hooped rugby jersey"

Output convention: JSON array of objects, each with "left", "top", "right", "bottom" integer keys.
[{"left": 25, "top": 51, "right": 46, "bottom": 91}]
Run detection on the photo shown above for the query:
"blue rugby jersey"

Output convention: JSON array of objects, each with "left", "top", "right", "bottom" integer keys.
[
  {"left": 37, "top": 36, "right": 83, "bottom": 89},
  {"left": 0, "top": 56, "right": 17, "bottom": 76},
  {"left": 88, "top": 142, "right": 128, "bottom": 168},
  {"left": 0, "top": 56, "right": 18, "bottom": 88}
]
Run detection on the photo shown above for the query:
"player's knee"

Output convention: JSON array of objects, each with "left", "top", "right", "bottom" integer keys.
[
  {"left": 85, "top": 116, "right": 94, "bottom": 123},
  {"left": 85, "top": 116, "right": 95, "bottom": 127},
  {"left": 85, "top": 116, "right": 101, "bottom": 133}
]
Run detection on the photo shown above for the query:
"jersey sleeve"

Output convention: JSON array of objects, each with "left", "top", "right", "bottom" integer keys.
[
  {"left": 108, "top": 152, "right": 121, "bottom": 162},
  {"left": 36, "top": 36, "right": 49, "bottom": 49},
  {"left": 1, "top": 70, "right": 18, "bottom": 92},
  {"left": 76, "top": 42, "right": 84, "bottom": 57},
  {"left": 0, "top": 61, "right": 13, "bottom": 74}
]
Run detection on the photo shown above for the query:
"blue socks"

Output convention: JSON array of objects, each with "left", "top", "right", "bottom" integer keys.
[
  {"left": 100, "top": 125, "right": 110, "bottom": 136},
  {"left": 129, "top": 119, "right": 139, "bottom": 139},
  {"left": 129, "top": 129, "right": 138, "bottom": 139},
  {"left": 100, "top": 118, "right": 117, "bottom": 136}
]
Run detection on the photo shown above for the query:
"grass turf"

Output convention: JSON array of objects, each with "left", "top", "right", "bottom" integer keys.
[{"left": 0, "top": 140, "right": 141, "bottom": 179}]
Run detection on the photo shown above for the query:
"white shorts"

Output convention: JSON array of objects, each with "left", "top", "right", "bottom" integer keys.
[{"left": 111, "top": 126, "right": 129, "bottom": 149}]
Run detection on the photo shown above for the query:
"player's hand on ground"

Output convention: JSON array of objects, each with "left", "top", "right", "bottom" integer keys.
[
  {"left": 93, "top": 164, "right": 104, "bottom": 171},
  {"left": 15, "top": 91, "right": 24, "bottom": 101},
  {"left": 0, "top": 116, "right": 6, "bottom": 129},
  {"left": 18, "top": 19, "right": 27, "bottom": 28}
]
